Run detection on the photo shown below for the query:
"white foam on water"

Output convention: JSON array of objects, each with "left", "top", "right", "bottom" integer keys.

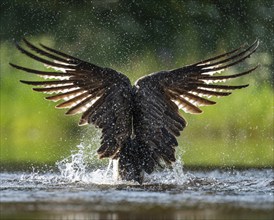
[
  {"left": 55, "top": 142, "right": 112, "bottom": 184},
  {"left": 54, "top": 141, "right": 187, "bottom": 185},
  {"left": 38, "top": 125, "right": 187, "bottom": 185}
]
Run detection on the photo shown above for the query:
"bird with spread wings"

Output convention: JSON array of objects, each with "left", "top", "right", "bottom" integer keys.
[{"left": 10, "top": 39, "right": 259, "bottom": 184}]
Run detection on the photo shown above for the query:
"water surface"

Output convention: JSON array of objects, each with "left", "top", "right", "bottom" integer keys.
[
  {"left": 1, "top": 144, "right": 273, "bottom": 219},
  {"left": 1, "top": 167, "right": 273, "bottom": 220}
]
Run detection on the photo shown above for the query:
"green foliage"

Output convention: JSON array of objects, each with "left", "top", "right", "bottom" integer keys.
[
  {"left": 1, "top": 41, "right": 79, "bottom": 163},
  {"left": 179, "top": 84, "right": 273, "bottom": 167},
  {"left": 0, "top": 0, "right": 273, "bottom": 168}
]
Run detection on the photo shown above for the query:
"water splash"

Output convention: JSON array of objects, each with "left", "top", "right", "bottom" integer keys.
[
  {"left": 55, "top": 142, "right": 116, "bottom": 184},
  {"left": 57, "top": 143, "right": 89, "bottom": 182},
  {"left": 49, "top": 125, "right": 187, "bottom": 185},
  {"left": 54, "top": 141, "right": 187, "bottom": 185}
]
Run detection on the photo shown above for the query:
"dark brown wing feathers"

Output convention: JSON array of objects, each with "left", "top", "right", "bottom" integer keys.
[
  {"left": 10, "top": 39, "right": 132, "bottom": 159},
  {"left": 133, "top": 40, "right": 259, "bottom": 170},
  {"left": 165, "top": 39, "right": 259, "bottom": 113},
  {"left": 11, "top": 39, "right": 258, "bottom": 179}
]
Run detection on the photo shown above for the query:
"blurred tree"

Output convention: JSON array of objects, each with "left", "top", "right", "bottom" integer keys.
[
  {"left": 0, "top": 0, "right": 273, "bottom": 167},
  {"left": 1, "top": 0, "right": 273, "bottom": 79}
]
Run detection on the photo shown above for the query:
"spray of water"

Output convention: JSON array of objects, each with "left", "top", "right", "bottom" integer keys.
[
  {"left": 21, "top": 126, "right": 187, "bottom": 185},
  {"left": 55, "top": 142, "right": 187, "bottom": 185},
  {"left": 54, "top": 126, "right": 116, "bottom": 184},
  {"left": 56, "top": 126, "right": 187, "bottom": 184}
]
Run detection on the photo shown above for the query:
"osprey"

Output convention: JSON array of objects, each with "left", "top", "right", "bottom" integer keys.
[{"left": 10, "top": 39, "right": 259, "bottom": 184}]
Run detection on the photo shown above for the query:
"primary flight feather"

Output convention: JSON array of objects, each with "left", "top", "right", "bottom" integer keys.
[{"left": 10, "top": 39, "right": 259, "bottom": 184}]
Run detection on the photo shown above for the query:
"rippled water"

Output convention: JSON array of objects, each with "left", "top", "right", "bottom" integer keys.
[{"left": 1, "top": 144, "right": 273, "bottom": 220}]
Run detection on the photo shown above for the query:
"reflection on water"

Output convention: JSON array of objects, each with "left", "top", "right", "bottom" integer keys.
[{"left": 0, "top": 143, "right": 273, "bottom": 219}]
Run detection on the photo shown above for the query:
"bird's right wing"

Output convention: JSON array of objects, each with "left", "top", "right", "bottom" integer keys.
[
  {"left": 133, "top": 40, "right": 259, "bottom": 173},
  {"left": 10, "top": 39, "right": 133, "bottom": 159}
]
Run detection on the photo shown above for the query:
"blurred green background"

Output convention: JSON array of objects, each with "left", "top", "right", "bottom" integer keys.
[{"left": 0, "top": 0, "right": 273, "bottom": 169}]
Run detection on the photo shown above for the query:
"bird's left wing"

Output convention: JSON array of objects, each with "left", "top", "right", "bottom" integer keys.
[
  {"left": 133, "top": 40, "right": 259, "bottom": 172},
  {"left": 10, "top": 39, "right": 133, "bottom": 159}
]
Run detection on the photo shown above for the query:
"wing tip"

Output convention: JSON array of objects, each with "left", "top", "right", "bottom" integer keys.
[
  {"left": 45, "top": 96, "right": 59, "bottom": 102},
  {"left": 9, "top": 63, "right": 20, "bottom": 69},
  {"left": 20, "top": 80, "right": 32, "bottom": 85},
  {"left": 32, "top": 87, "right": 44, "bottom": 92},
  {"left": 192, "top": 109, "right": 203, "bottom": 114},
  {"left": 254, "top": 38, "right": 260, "bottom": 48},
  {"left": 55, "top": 102, "right": 66, "bottom": 109},
  {"left": 65, "top": 109, "right": 77, "bottom": 115},
  {"left": 78, "top": 119, "right": 88, "bottom": 126},
  {"left": 22, "top": 37, "right": 29, "bottom": 44},
  {"left": 9, "top": 62, "right": 15, "bottom": 67}
]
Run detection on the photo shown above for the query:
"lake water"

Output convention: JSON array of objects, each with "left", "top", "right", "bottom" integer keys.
[
  {"left": 1, "top": 166, "right": 273, "bottom": 220},
  {"left": 0, "top": 143, "right": 273, "bottom": 220}
]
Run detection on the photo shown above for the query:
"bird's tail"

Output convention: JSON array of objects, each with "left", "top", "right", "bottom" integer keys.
[{"left": 117, "top": 138, "right": 156, "bottom": 184}]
